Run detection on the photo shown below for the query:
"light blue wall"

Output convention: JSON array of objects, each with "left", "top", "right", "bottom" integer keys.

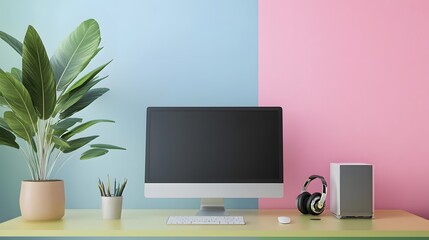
[{"left": 0, "top": 0, "right": 258, "bottom": 228}]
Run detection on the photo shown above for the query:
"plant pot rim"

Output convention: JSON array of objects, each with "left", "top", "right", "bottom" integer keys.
[
  {"left": 101, "top": 196, "right": 123, "bottom": 198},
  {"left": 22, "top": 179, "right": 63, "bottom": 182}
]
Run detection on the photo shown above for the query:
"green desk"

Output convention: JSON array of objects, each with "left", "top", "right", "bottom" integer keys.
[{"left": 0, "top": 209, "right": 428, "bottom": 237}]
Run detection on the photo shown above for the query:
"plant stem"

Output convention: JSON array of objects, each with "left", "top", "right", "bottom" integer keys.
[
  {"left": 46, "top": 148, "right": 62, "bottom": 179},
  {"left": 20, "top": 148, "right": 36, "bottom": 180},
  {"left": 52, "top": 153, "right": 75, "bottom": 178}
]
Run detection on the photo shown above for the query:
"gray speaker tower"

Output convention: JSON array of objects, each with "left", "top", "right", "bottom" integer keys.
[{"left": 330, "top": 163, "right": 374, "bottom": 219}]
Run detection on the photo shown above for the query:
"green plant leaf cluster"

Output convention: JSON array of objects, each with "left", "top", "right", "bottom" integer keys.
[{"left": 0, "top": 19, "right": 125, "bottom": 180}]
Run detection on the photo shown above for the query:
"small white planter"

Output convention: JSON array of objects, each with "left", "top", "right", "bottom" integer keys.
[{"left": 101, "top": 196, "right": 123, "bottom": 220}]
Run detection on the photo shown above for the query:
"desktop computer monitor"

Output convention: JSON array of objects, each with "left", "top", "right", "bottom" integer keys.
[{"left": 144, "top": 107, "right": 283, "bottom": 215}]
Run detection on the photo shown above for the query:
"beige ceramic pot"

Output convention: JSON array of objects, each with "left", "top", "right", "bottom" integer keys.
[{"left": 19, "top": 180, "right": 65, "bottom": 221}]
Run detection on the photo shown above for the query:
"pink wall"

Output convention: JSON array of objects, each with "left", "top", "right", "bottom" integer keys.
[{"left": 259, "top": 0, "right": 429, "bottom": 219}]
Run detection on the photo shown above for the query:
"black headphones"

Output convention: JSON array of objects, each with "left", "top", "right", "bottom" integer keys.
[{"left": 296, "top": 175, "right": 327, "bottom": 215}]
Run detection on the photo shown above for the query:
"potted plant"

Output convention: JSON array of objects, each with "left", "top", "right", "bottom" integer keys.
[{"left": 0, "top": 19, "right": 125, "bottom": 221}]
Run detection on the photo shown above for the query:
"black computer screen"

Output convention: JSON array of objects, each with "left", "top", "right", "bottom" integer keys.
[{"left": 145, "top": 107, "right": 283, "bottom": 183}]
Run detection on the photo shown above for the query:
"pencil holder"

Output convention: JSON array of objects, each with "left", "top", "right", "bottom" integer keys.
[{"left": 101, "top": 196, "right": 123, "bottom": 220}]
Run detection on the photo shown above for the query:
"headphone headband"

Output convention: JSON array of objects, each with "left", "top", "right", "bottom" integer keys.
[{"left": 301, "top": 175, "right": 327, "bottom": 209}]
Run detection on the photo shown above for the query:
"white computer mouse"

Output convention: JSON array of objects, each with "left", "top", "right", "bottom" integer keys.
[{"left": 278, "top": 216, "right": 291, "bottom": 224}]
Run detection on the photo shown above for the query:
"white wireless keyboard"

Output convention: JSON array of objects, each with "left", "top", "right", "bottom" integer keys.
[{"left": 167, "top": 216, "right": 245, "bottom": 225}]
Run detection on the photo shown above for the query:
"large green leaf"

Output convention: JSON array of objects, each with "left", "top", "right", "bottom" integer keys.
[
  {"left": 11, "top": 68, "right": 22, "bottom": 82},
  {"left": 55, "top": 76, "right": 105, "bottom": 116},
  {"left": 0, "top": 72, "right": 37, "bottom": 126},
  {"left": 91, "top": 144, "right": 126, "bottom": 150},
  {"left": 51, "top": 135, "right": 70, "bottom": 148},
  {"left": 0, "top": 126, "right": 19, "bottom": 149},
  {"left": 0, "top": 31, "right": 23, "bottom": 55},
  {"left": 52, "top": 118, "right": 82, "bottom": 136},
  {"left": 60, "top": 88, "right": 109, "bottom": 119},
  {"left": 61, "top": 135, "right": 98, "bottom": 153},
  {"left": 0, "top": 69, "right": 8, "bottom": 106},
  {"left": 22, "top": 25, "right": 56, "bottom": 120},
  {"left": 0, "top": 96, "right": 7, "bottom": 106},
  {"left": 4, "top": 111, "right": 34, "bottom": 142},
  {"left": 62, "top": 119, "right": 114, "bottom": 140},
  {"left": 0, "top": 117, "right": 10, "bottom": 130},
  {"left": 0, "top": 69, "right": 4, "bottom": 104},
  {"left": 65, "top": 61, "right": 111, "bottom": 93},
  {"left": 80, "top": 148, "right": 108, "bottom": 160},
  {"left": 50, "top": 19, "right": 101, "bottom": 91}
]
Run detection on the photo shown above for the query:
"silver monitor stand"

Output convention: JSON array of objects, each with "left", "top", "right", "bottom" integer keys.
[{"left": 196, "top": 198, "right": 228, "bottom": 216}]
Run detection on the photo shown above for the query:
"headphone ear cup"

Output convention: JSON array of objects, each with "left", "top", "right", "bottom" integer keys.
[
  {"left": 306, "top": 192, "right": 324, "bottom": 215},
  {"left": 296, "top": 192, "right": 311, "bottom": 214}
]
